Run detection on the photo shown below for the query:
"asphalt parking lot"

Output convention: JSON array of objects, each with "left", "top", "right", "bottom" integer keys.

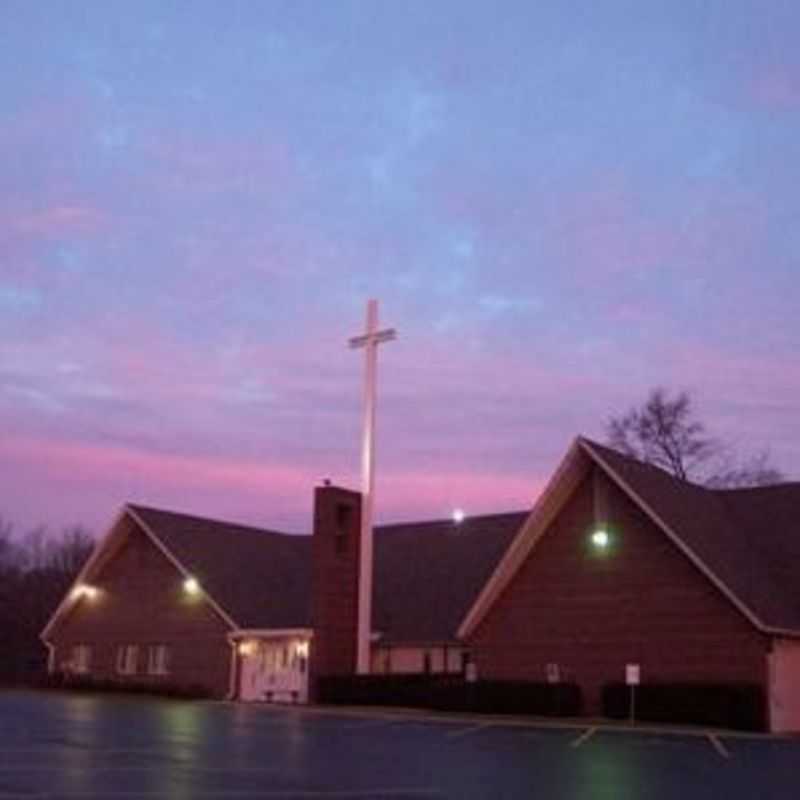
[{"left": 0, "top": 690, "right": 797, "bottom": 799}]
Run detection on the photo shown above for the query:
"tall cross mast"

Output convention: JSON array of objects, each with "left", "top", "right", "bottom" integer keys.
[{"left": 348, "top": 299, "right": 396, "bottom": 674}]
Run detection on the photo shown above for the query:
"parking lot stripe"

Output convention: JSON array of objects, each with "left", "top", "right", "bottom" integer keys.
[
  {"left": 570, "top": 727, "right": 597, "bottom": 748},
  {"left": 445, "top": 722, "right": 493, "bottom": 739},
  {"left": 707, "top": 734, "right": 731, "bottom": 760}
]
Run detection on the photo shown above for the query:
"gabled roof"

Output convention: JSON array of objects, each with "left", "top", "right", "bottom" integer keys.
[
  {"left": 43, "top": 502, "right": 525, "bottom": 643},
  {"left": 460, "top": 436, "right": 800, "bottom": 638},
  {"left": 584, "top": 440, "right": 800, "bottom": 634}
]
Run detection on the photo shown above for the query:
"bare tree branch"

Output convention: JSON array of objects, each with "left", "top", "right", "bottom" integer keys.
[{"left": 606, "top": 388, "right": 784, "bottom": 488}]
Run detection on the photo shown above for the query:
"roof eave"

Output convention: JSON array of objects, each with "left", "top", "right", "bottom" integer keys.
[
  {"left": 458, "top": 437, "right": 590, "bottom": 639},
  {"left": 40, "top": 506, "right": 129, "bottom": 643}
]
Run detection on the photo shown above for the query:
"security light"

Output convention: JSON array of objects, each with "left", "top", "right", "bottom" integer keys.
[
  {"left": 238, "top": 641, "right": 256, "bottom": 657},
  {"left": 452, "top": 508, "right": 466, "bottom": 524},
  {"left": 183, "top": 577, "right": 200, "bottom": 595},
  {"left": 71, "top": 584, "right": 98, "bottom": 601},
  {"left": 591, "top": 529, "right": 610, "bottom": 549}
]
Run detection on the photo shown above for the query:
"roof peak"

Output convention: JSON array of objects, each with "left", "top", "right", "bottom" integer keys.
[{"left": 579, "top": 436, "right": 793, "bottom": 494}]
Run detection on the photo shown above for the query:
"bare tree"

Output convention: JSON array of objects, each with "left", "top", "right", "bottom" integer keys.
[
  {"left": 704, "top": 449, "right": 784, "bottom": 489},
  {"left": 607, "top": 387, "right": 784, "bottom": 488},
  {"left": 0, "top": 516, "right": 16, "bottom": 570},
  {"left": 0, "top": 519, "right": 94, "bottom": 684},
  {"left": 45, "top": 526, "right": 94, "bottom": 576}
]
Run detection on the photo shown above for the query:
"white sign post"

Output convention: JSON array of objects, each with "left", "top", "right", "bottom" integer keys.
[{"left": 626, "top": 663, "right": 640, "bottom": 723}]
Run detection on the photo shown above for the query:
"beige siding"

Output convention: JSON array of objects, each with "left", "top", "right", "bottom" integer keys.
[{"left": 770, "top": 638, "right": 800, "bottom": 733}]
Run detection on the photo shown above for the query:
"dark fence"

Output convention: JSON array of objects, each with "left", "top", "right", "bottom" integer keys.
[
  {"left": 38, "top": 672, "right": 214, "bottom": 700},
  {"left": 602, "top": 682, "right": 766, "bottom": 731},
  {"left": 316, "top": 674, "right": 582, "bottom": 717}
]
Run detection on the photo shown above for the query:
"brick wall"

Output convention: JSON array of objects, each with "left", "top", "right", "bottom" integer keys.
[
  {"left": 48, "top": 514, "right": 233, "bottom": 698},
  {"left": 309, "top": 485, "right": 362, "bottom": 692},
  {"left": 469, "top": 468, "right": 769, "bottom": 713}
]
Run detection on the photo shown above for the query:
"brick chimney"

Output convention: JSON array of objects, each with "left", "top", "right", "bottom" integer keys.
[{"left": 309, "top": 484, "right": 363, "bottom": 694}]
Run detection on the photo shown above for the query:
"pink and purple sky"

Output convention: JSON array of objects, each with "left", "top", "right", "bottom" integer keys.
[{"left": 2, "top": 2, "right": 799, "bottom": 536}]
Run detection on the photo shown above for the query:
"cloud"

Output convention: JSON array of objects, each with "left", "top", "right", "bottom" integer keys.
[
  {"left": 0, "top": 433, "right": 315, "bottom": 533},
  {"left": 748, "top": 67, "right": 800, "bottom": 111},
  {"left": 4, "top": 206, "right": 105, "bottom": 238},
  {"left": 0, "top": 285, "right": 41, "bottom": 313}
]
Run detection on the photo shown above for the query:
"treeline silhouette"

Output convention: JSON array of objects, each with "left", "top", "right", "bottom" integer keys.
[{"left": 0, "top": 519, "right": 93, "bottom": 685}]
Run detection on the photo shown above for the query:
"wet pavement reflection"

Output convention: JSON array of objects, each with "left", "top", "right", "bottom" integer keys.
[{"left": 0, "top": 690, "right": 797, "bottom": 799}]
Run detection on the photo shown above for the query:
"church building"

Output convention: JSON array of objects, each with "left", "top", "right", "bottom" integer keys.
[{"left": 41, "top": 437, "right": 800, "bottom": 732}]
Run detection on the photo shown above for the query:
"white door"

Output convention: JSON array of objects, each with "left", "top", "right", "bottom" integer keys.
[
  {"left": 239, "top": 639, "right": 309, "bottom": 703},
  {"left": 769, "top": 639, "right": 800, "bottom": 733},
  {"left": 239, "top": 645, "right": 269, "bottom": 702}
]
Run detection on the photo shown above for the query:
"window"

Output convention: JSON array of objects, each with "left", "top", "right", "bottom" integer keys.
[
  {"left": 71, "top": 645, "right": 92, "bottom": 674},
  {"left": 116, "top": 645, "right": 139, "bottom": 675},
  {"left": 147, "top": 645, "right": 170, "bottom": 676},
  {"left": 423, "top": 650, "right": 432, "bottom": 674}
]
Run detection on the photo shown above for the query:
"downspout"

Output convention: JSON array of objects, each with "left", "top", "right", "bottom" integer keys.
[
  {"left": 41, "top": 638, "right": 55, "bottom": 674},
  {"left": 226, "top": 638, "right": 239, "bottom": 701}
]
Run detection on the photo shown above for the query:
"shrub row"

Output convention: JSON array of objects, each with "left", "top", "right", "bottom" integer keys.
[
  {"left": 316, "top": 674, "right": 583, "bottom": 717},
  {"left": 37, "top": 672, "right": 214, "bottom": 700},
  {"left": 602, "top": 682, "right": 766, "bottom": 731}
]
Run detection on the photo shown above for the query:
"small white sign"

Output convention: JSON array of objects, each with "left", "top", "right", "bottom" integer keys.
[
  {"left": 625, "top": 663, "right": 640, "bottom": 686},
  {"left": 546, "top": 663, "right": 560, "bottom": 684}
]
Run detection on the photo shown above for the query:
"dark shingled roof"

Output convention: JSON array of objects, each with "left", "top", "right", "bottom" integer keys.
[
  {"left": 128, "top": 442, "right": 800, "bottom": 639},
  {"left": 373, "top": 513, "right": 527, "bottom": 643},
  {"left": 582, "top": 438, "right": 800, "bottom": 633},
  {"left": 128, "top": 505, "right": 312, "bottom": 630},
  {"left": 127, "top": 504, "right": 525, "bottom": 640}
]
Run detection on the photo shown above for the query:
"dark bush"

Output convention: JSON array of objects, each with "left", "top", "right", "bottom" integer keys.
[
  {"left": 36, "top": 672, "right": 213, "bottom": 700},
  {"left": 602, "top": 682, "right": 766, "bottom": 731},
  {"left": 316, "top": 674, "right": 582, "bottom": 717}
]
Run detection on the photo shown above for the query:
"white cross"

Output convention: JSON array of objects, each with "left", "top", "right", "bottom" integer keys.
[{"left": 348, "top": 298, "right": 396, "bottom": 674}]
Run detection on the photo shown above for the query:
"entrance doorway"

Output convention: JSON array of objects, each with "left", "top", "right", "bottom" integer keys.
[{"left": 233, "top": 631, "right": 311, "bottom": 703}]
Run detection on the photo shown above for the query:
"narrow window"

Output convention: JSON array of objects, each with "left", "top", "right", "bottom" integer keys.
[
  {"left": 147, "top": 645, "right": 170, "bottom": 676},
  {"left": 116, "top": 645, "right": 139, "bottom": 675},
  {"left": 71, "top": 645, "right": 91, "bottom": 674},
  {"left": 423, "top": 651, "right": 432, "bottom": 674}
]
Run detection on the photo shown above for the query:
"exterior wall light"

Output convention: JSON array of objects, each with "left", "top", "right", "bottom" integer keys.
[
  {"left": 238, "top": 641, "right": 257, "bottom": 657},
  {"left": 452, "top": 508, "right": 466, "bottom": 524},
  {"left": 591, "top": 529, "right": 610, "bottom": 550},
  {"left": 295, "top": 640, "right": 310, "bottom": 658},
  {"left": 71, "top": 584, "right": 99, "bottom": 601},
  {"left": 183, "top": 577, "right": 200, "bottom": 595}
]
